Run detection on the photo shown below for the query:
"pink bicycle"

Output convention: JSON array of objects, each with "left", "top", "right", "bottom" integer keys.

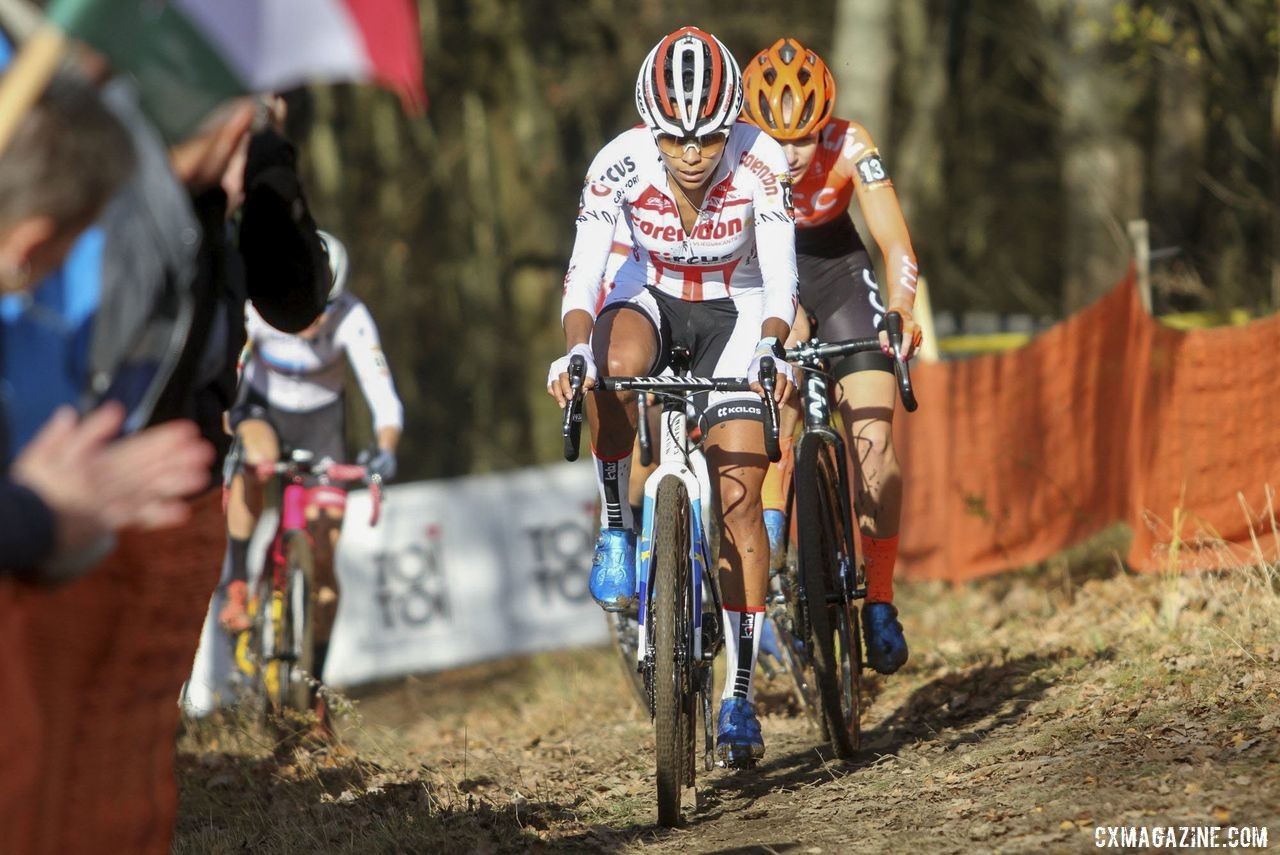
[{"left": 232, "top": 448, "right": 382, "bottom": 718}]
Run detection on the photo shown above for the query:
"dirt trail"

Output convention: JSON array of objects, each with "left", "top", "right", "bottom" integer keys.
[{"left": 177, "top": 557, "right": 1279, "bottom": 853}]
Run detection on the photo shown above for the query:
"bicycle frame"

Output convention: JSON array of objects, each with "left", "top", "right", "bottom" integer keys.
[
  {"left": 634, "top": 390, "right": 717, "bottom": 671},
  {"left": 795, "top": 364, "right": 866, "bottom": 601}
]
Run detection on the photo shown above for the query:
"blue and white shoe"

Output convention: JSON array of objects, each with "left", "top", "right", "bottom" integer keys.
[
  {"left": 763, "top": 509, "right": 786, "bottom": 570},
  {"left": 589, "top": 528, "right": 637, "bottom": 612},
  {"left": 716, "top": 697, "right": 765, "bottom": 768},
  {"left": 862, "top": 602, "right": 909, "bottom": 674}
]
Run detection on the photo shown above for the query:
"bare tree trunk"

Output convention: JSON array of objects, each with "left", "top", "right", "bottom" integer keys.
[
  {"left": 1150, "top": 30, "right": 1207, "bottom": 313},
  {"left": 1053, "top": 0, "right": 1146, "bottom": 311},
  {"left": 831, "top": 0, "right": 895, "bottom": 139},
  {"left": 894, "top": 0, "right": 948, "bottom": 229}
]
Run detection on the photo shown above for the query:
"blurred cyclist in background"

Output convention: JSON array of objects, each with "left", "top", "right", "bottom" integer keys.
[
  {"left": 742, "top": 37, "right": 922, "bottom": 675},
  {"left": 218, "top": 231, "right": 402, "bottom": 695}
]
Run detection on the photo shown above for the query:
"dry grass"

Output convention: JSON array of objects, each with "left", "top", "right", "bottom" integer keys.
[{"left": 175, "top": 508, "right": 1279, "bottom": 853}]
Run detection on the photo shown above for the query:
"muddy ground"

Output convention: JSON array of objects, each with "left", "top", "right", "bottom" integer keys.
[{"left": 176, "top": 545, "right": 1278, "bottom": 853}]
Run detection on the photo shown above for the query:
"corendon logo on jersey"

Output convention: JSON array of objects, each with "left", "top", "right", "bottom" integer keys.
[
  {"left": 739, "top": 151, "right": 779, "bottom": 195},
  {"left": 634, "top": 217, "right": 744, "bottom": 243},
  {"left": 689, "top": 219, "right": 744, "bottom": 241}
]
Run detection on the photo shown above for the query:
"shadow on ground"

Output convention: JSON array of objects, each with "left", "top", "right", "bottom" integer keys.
[{"left": 687, "top": 647, "right": 1108, "bottom": 822}]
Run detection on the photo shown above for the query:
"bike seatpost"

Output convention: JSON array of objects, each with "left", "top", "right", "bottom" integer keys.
[
  {"left": 563, "top": 353, "right": 587, "bottom": 461},
  {"left": 758, "top": 360, "right": 782, "bottom": 463}
]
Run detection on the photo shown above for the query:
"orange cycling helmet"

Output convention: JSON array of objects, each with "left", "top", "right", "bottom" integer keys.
[{"left": 742, "top": 38, "right": 836, "bottom": 140}]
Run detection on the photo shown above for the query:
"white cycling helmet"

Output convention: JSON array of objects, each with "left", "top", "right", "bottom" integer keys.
[
  {"left": 635, "top": 26, "right": 743, "bottom": 138},
  {"left": 317, "top": 229, "right": 348, "bottom": 303}
]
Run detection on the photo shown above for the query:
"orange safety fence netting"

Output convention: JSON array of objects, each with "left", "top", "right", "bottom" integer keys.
[{"left": 897, "top": 272, "right": 1280, "bottom": 581}]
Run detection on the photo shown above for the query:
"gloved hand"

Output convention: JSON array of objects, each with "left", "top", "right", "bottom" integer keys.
[
  {"left": 546, "top": 343, "right": 598, "bottom": 408},
  {"left": 747, "top": 336, "right": 794, "bottom": 404},
  {"left": 359, "top": 448, "right": 397, "bottom": 482}
]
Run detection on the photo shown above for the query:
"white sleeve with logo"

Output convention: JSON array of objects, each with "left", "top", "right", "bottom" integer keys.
[
  {"left": 336, "top": 301, "right": 404, "bottom": 432},
  {"left": 560, "top": 136, "right": 631, "bottom": 321},
  {"left": 750, "top": 136, "right": 799, "bottom": 328}
]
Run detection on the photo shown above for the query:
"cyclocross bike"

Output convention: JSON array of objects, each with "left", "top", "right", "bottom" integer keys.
[
  {"left": 232, "top": 448, "right": 382, "bottom": 721},
  {"left": 562, "top": 347, "right": 780, "bottom": 827},
  {"left": 768, "top": 311, "right": 917, "bottom": 758}
]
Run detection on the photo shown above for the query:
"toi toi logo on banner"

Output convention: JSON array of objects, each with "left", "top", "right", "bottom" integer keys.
[
  {"left": 373, "top": 525, "right": 451, "bottom": 630},
  {"left": 527, "top": 520, "right": 594, "bottom": 604}
]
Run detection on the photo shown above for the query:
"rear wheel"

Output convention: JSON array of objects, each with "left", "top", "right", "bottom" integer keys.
[
  {"left": 652, "top": 476, "right": 692, "bottom": 827},
  {"left": 795, "top": 435, "right": 861, "bottom": 758}
]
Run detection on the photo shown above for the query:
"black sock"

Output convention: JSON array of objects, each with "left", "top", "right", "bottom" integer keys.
[{"left": 227, "top": 537, "right": 250, "bottom": 584}]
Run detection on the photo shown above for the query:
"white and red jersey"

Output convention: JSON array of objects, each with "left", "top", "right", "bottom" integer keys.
[
  {"left": 241, "top": 292, "right": 404, "bottom": 431},
  {"left": 561, "top": 123, "right": 797, "bottom": 327}
]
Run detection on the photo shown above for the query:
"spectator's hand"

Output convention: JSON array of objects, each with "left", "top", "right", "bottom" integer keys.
[
  {"left": 169, "top": 99, "right": 256, "bottom": 193},
  {"left": 359, "top": 448, "right": 398, "bottom": 482},
  {"left": 11, "top": 404, "right": 214, "bottom": 570}
]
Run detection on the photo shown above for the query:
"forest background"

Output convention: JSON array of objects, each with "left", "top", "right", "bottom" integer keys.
[{"left": 282, "top": 0, "right": 1280, "bottom": 479}]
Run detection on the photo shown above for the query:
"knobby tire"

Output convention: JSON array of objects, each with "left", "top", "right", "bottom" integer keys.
[
  {"left": 795, "top": 435, "right": 861, "bottom": 758},
  {"left": 652, "top": 476, "right": 692, "bottom": 827}
]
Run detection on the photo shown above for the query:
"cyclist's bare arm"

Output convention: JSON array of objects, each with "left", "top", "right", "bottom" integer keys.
[{"left": 838, "top": 122, "right": 922, "bottom": 358}]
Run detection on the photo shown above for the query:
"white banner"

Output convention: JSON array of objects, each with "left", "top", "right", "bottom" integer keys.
[{"left": 184, "top": 460, "right": 607, "bottom": 713}]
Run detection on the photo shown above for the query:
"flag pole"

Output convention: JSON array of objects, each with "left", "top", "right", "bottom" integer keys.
[{"left": 0, "top": 24, "right": 67, "bottom": 157}]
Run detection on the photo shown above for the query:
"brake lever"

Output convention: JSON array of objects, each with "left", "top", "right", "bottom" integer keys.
[
  {"left": 884, "top": 311, "right": 919, "bottom": 413},
  {"left": 758, "top": 360, "right": 782, "bottom": 463},
  {"left": 562, "top": 353, "right": 587, "bottom": 461}
]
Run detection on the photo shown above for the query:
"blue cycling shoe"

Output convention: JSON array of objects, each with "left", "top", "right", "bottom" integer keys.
[
  {"left": 589, "top": 528, "right": 637, "bottom": 612},
  {"left": 716, "top": 697, "right": 765, "bottom": 769},
  {"left": 763, "top": 509, "right": 786, "bottom": 570},
  {"left": 862, "top": 602, "right": 909, "bottom": 674}
]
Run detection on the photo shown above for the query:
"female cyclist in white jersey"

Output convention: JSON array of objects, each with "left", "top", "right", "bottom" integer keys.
[
  {"left": 219, "top": 232, "right": 403, "bottom": 696},
  {"left": 547, "top": 26, "right": 797, "bottom": 765}
]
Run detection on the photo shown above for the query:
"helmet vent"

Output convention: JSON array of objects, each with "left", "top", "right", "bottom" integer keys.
[{"left": 778, "top": 40, "right": 798, "bottom": 64}]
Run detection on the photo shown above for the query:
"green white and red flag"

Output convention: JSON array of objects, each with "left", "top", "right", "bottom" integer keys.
[{"left": 46, "top": 0, "right": 426, "bottom": 140}]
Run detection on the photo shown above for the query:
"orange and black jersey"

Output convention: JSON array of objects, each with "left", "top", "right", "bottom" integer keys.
[{"left": 791, "top": 118, "right": 918, "bottom": 311}]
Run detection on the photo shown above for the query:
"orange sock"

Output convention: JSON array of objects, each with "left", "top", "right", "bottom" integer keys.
[
  {"left": 760, "top": 436, "right": 794, "bottom": 513},
  {"left": 863, "top": 534, "right": 899, "bottom": 604}
]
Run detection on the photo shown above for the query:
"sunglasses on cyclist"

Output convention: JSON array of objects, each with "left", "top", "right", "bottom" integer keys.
[{"left": 655, "top": 131, "right": 728, "bottom": 157}]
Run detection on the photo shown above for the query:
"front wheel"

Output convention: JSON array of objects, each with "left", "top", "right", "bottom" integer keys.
[
  {"left": 651, "top": 475, "right": 693, "bottom": 827},
  {"left": 794, "top": 434, "right": 861, "bottom": 758},
  {"left": 264, "top": 531, "right": 316, "bottom": 719}
]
